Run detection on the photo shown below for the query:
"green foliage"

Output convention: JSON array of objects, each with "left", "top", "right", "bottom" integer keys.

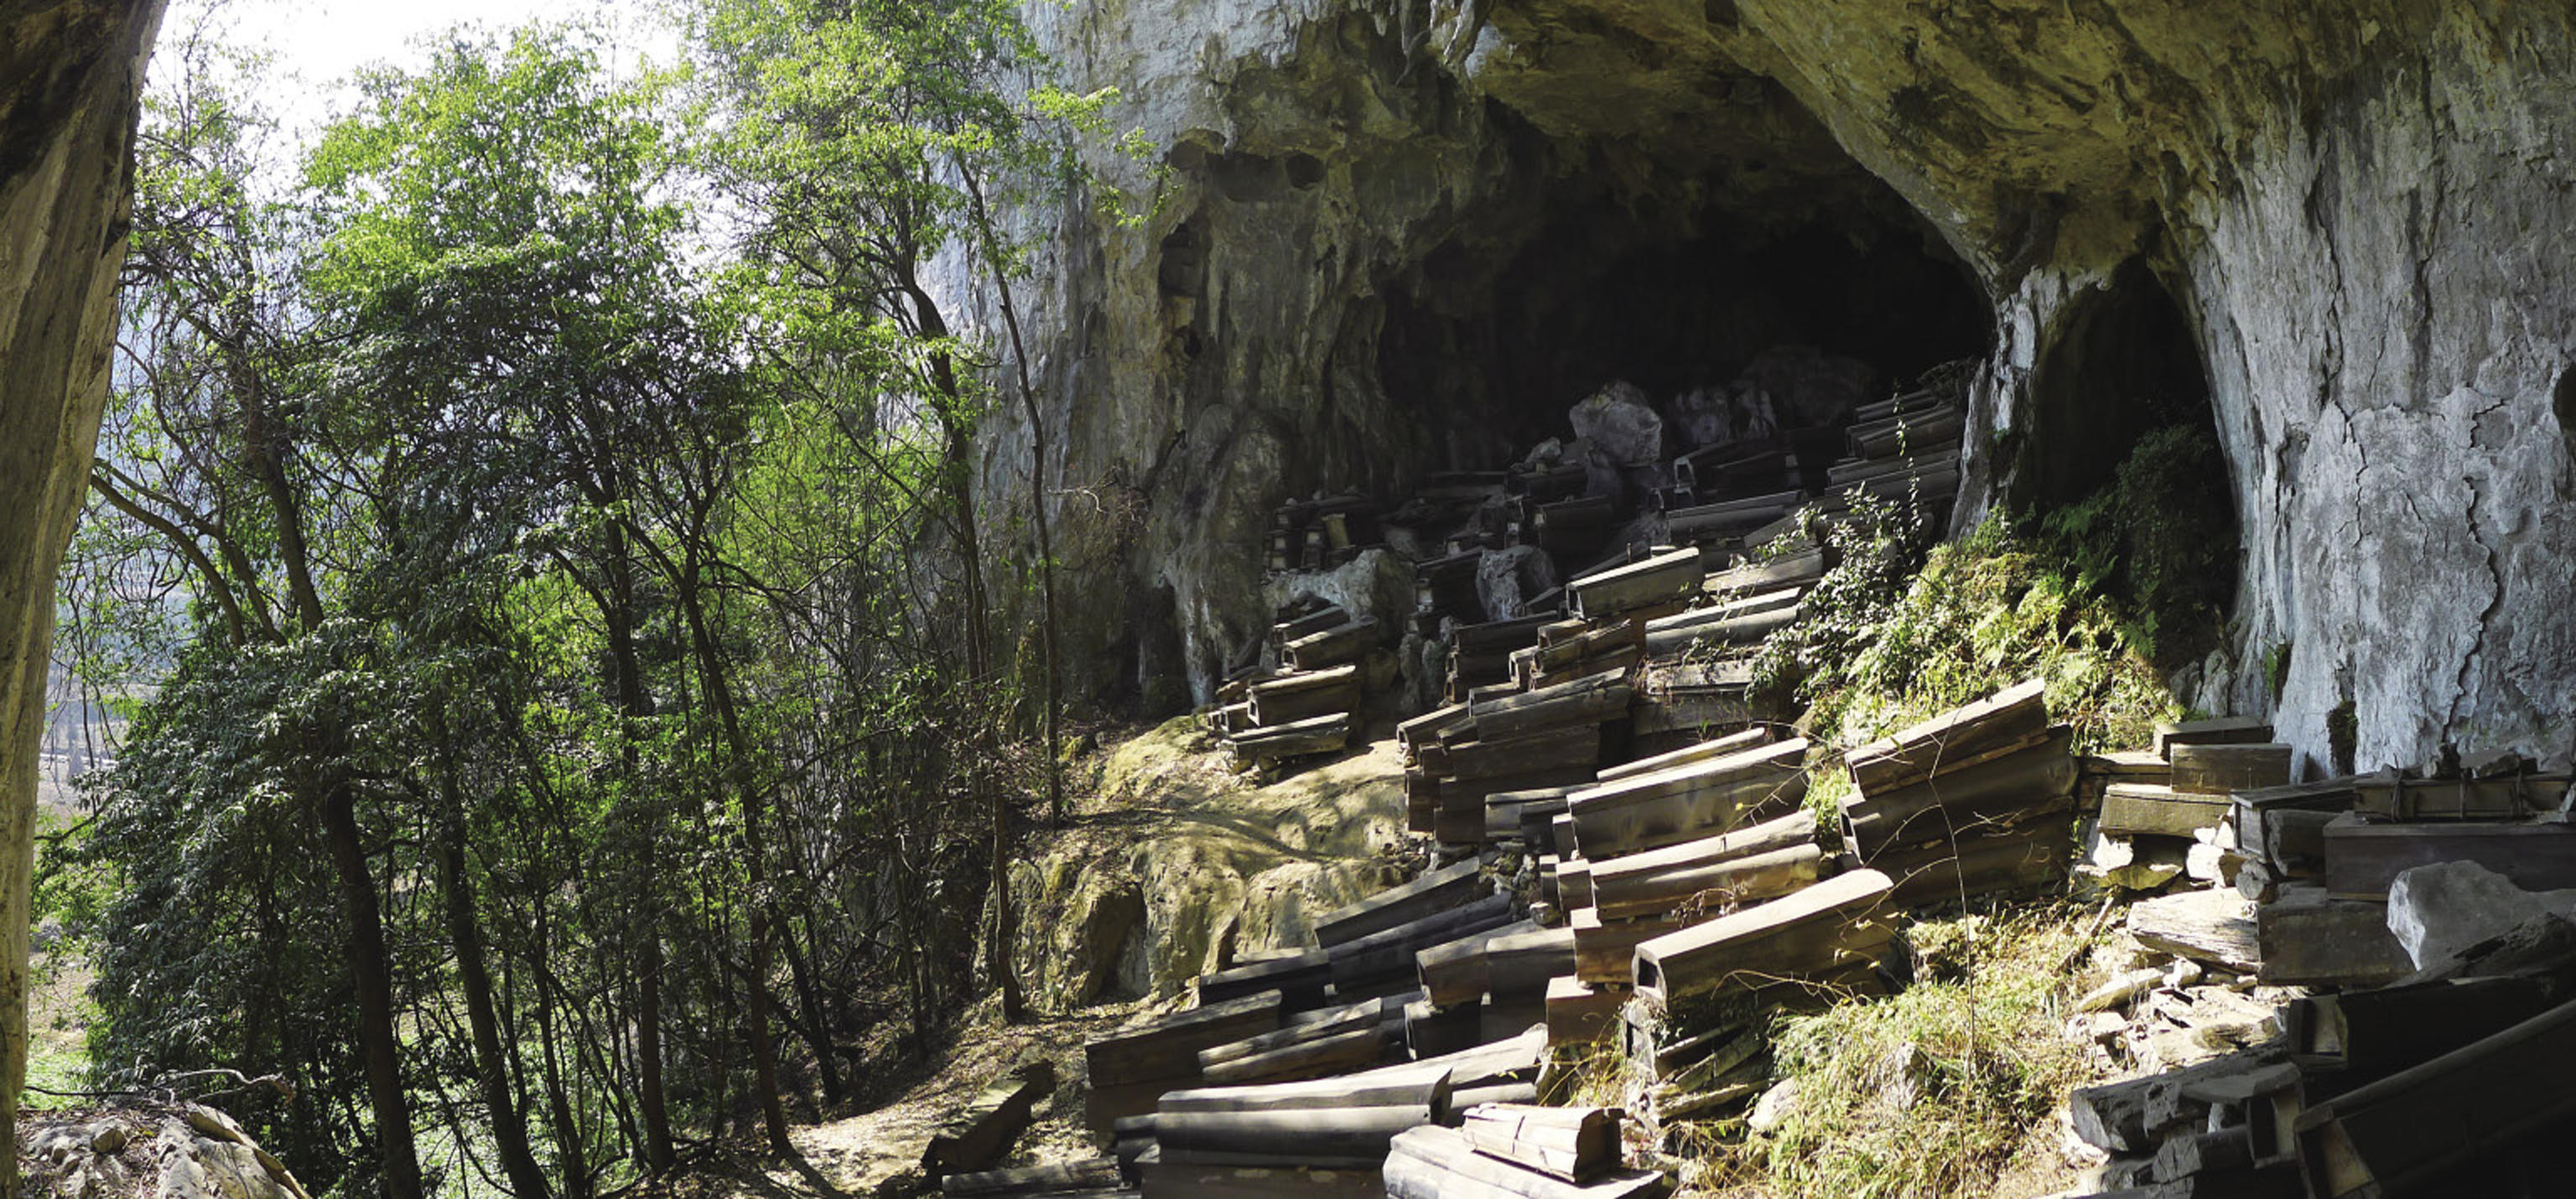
[
  {"left": 2038, "top": 423, "right": 2236, "bottom": 670},
  {"left": 1709, "top": 907, "right": 2109, "bottom": 1196},
  {"left": 1757, "top": 503, "right": 2177, "bottom": 755}
]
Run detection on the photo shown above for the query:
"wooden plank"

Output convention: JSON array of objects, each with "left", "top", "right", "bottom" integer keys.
[
  {"left": 1224, "top": 712, "right": 1350, "bottom": 762},
  {"left": 1868, "top": 818, "right": 2072, "bottom": 909},
  {"left": 1843, "top": 678, "right": 2050, "bottom": 797},
  {"left": 1481, "top": 926, "right": 1580, "bottom": 999},
  {"left": 2322, "top": 816, "right": 2576, "bottom": 899},
  {"left": 2099, "top": 783, "right": 2230, "bottom": 838},
  {"left": 1327, "top": 894, "right": 1517, "bottom": 992},
  {"left": 1418, "top": 920, "right": 1546, "bottom": 1008},
  {"left": 1632, "top": 869, "right": 1897, "bottom": 1003},
  {"left": 1442, "top": 724, "right": 1603, "bottom": 781},
  {"left": 1469, "top": 668, "right": 1633, "bottom": 742},
  {"left": 1197, "top": 1023, "right": 1392, "bottom": 1087},
  {"left": 1566, "top": 739, "right": 1808, "bottom": 860},
  {"left": 1702, "top": 546, "right": 1828, "bottom": 598},
  {"left": 2293, "top": 995, "right": 2576, "bottom": 1197},
  {"left": 1588, "top": 811, "right": 1818, "bottom": 921},
  {"left": 940, "top": 1157, "right": 1124, "bottom": 1196},
  {"left": 1589, "top": 842, "right": 1820, "bottom": 923},
  {"left": 1570, "top": 547, "right": 1704, "bottom": 620},
  {"left": 1840, "top": 728, "right": 2077, "bottom": 857},
  {"left": 1487, "top": 786, "right": 1579, "bottom": 843},
  {"left": 1459, "top": 1104, "right": 1622, "bottom": 1183},
  {"left": 923, "top": 1060, "right": 1057, "bottom": 1179},
  {"left": 1638, "top": 595, "right": 1803, "bottom": 655},
  {"left": 1283, "top": 617, "right": 1380, "bottom": 671},
  {"left": 1156, "top": 1067, "right": 1449, "bottom": 1118},
  {"left": 1569, "top": 906, "right": 1684, "bottom": 985},
  {"left": 1597, "top": 726, "right": 1774, "bottom": 783},
  {"left": 1245, "top": 665, "right": 1359, "bottom": 726},
  {"left": 1314, "top": 859, "right": 1488, "bottom": 948},
  {"left": 1208, "top": 993, "right": 1415, "bottom": 1068},
  {"left": 1454, "top": 615, "right": 1557, "bottom": 655},
  {"left": 1383, "top": 1125, "right": 1673, "bottom": 1199},
  {"left": 2350, "top": 770, "right": 2571, "bottom": 821},
  {"left": 2256, "top": 885, "right": 2413, "bottom": 988},
  {"left": 1544, "top": 975, "right": 1624, "bottom": 1047},
  {"left": 2153, "top": 716, "right": 2273, "bottom": 759},
  {"left": 2168, "top": 742, "right": 2294, "bottom": 797},
  {"left": 1086, "top": 990, "right": 1285, "bottom": 1088},
  {"left": 1195, "top": 948, "right": 1329, "bottom": 1008},
  {"left": 1400, "top": 702, "right": 1472, "bottom": 755}
]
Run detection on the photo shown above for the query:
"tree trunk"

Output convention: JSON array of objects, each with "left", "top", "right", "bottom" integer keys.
[
  {"left": 906, "top": 283, "right": 1026, "bottom": 1026},
  {"left": 442, "top": 837, "right": 553, "bottom": 1199},
  {"left": 321, "top": 781, "right": 425, "bottom": 1199}
]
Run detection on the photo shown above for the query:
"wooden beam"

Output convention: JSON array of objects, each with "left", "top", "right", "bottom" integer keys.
[
  {"left": 2100, "top": 783, "right": 2230, "bottom": 838},
  {"left": 1841, "top": 728, "right": 2076, "bottom": 857},
  {"left": 2168, "top": 742, "right": 2294, "bottom": 797},
  {"left": 1597, "top": 726, "right": 1774, "bottom": 783},
  {"left": 2154, "top": 716, "right": 2273, "bottom": 759},
  {"left": 2323, "top": 816, "right": 2576, "bottom": 899},
  {"left": 1247, "top": 665, "right": 1360, "bottom": 726},
  {"left": 2294, "top": 995, "right": 2576, "bottom": 1196},
  {"left": 1843, "top": 678, "right": 2050, "bottom": 797},
  {"left": 1566, "top": 739, "right": 1808, "bottom": 860},
  {"left": 1632, "top": 869, "right": 1896, "bottom": 1004},
  {"left": 1383, "top": 1125, "right": 1673, "bottom": 1199},
  {"left": 1314, "top": 859, "right": 1488, "bottom": 948},
  {"left": 1459, "top": 1104, "right": 1623, "bottom": 1183},
  {"left": 923, "top": 1060, "right": 1057, "bottom": 1180},
  {"left": 1589, "top": 812, "right": 1818, "bottom": 921},
  {"left": 1470, "top": 668, "right": 1633, "bottom": 742}
]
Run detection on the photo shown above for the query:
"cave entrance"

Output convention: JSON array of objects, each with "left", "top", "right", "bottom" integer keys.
[
  {"left": 1372, "top": 122, "right": 1992, "bottom": 486},
  {"left": 2014, "top": 257, "right": 2238, "bottom": 670}
]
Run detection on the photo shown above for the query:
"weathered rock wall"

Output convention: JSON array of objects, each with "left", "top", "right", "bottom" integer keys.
[
  {"left": 0, "top": 0, "right": 164, "bottom": 1181},
  {"left": 988, "top": 0, "right": 2576, "bottom": 776}
]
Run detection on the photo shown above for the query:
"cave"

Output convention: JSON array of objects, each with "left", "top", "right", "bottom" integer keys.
[
  {"left": 1367, "top": 106, "right": 1993, "bottom": 488},
  {"left": 2013, "top": 258, "right": 2221, "bottom": 512},
  {"left": 2013, "top": 257, "right": 2241, "bottom": 669}
]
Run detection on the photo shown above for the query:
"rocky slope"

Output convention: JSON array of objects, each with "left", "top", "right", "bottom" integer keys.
[{"left": 978, "top": 0, "right": 2576, "bottom": 779}]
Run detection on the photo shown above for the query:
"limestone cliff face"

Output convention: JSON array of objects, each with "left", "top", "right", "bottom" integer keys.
[
  {"left": 987, "top": 0, "right": 2576, "bottom": 776},
  {"left": 0, "top": 0, "right": 164, "bottom": 1176}
]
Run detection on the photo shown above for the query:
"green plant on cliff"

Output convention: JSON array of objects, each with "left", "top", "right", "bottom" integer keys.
[
  {"left": 2038, "top": 423, "right": 2237, "bottom": 672},
  {"left": 1755, "top": 501, "right": 2175, "bottom": 754}
]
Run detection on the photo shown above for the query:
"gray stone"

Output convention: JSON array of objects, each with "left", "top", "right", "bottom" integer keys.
[
  {"left": 1568, "top": 382, "right": 1665, "bottom": 465},
  {"left": 1474, "top": 545, "right": 1558, "bottom": 622},
  {"left": 1747, "top": 1076, "right": 1802, "bottom": 1134},
  {"left": 89, "top": 1124, "right": 125, "bottom": 1155},
  {"left": 2386, "top": 859, "right": 2576, "bottom": 972},
  {"left": 1665, "top": 385, "right": 1735, "bottom": 451}
]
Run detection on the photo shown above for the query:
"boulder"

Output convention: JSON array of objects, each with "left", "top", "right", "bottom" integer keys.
[
  {"left": 1475, "top": 545, "right": 1558, "bottom": 622},
  {"left": 2386, "top": 859, "right": 2576, "bottom": 972},
  {"left": 1568, "top": 382, "right": 1665, "bottom": 465},
  {"left": 1665, "top": 385, "right": 1734, "bottom": 450}
]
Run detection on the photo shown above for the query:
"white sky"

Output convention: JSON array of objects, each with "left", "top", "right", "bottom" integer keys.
[{"left": 158, "top": 0, "right": 685, "bottom": 143}]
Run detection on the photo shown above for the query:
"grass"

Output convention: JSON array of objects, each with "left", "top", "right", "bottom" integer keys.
[{"left": 1684, "top": 904, "right": 2122, "bottom": 1197}]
